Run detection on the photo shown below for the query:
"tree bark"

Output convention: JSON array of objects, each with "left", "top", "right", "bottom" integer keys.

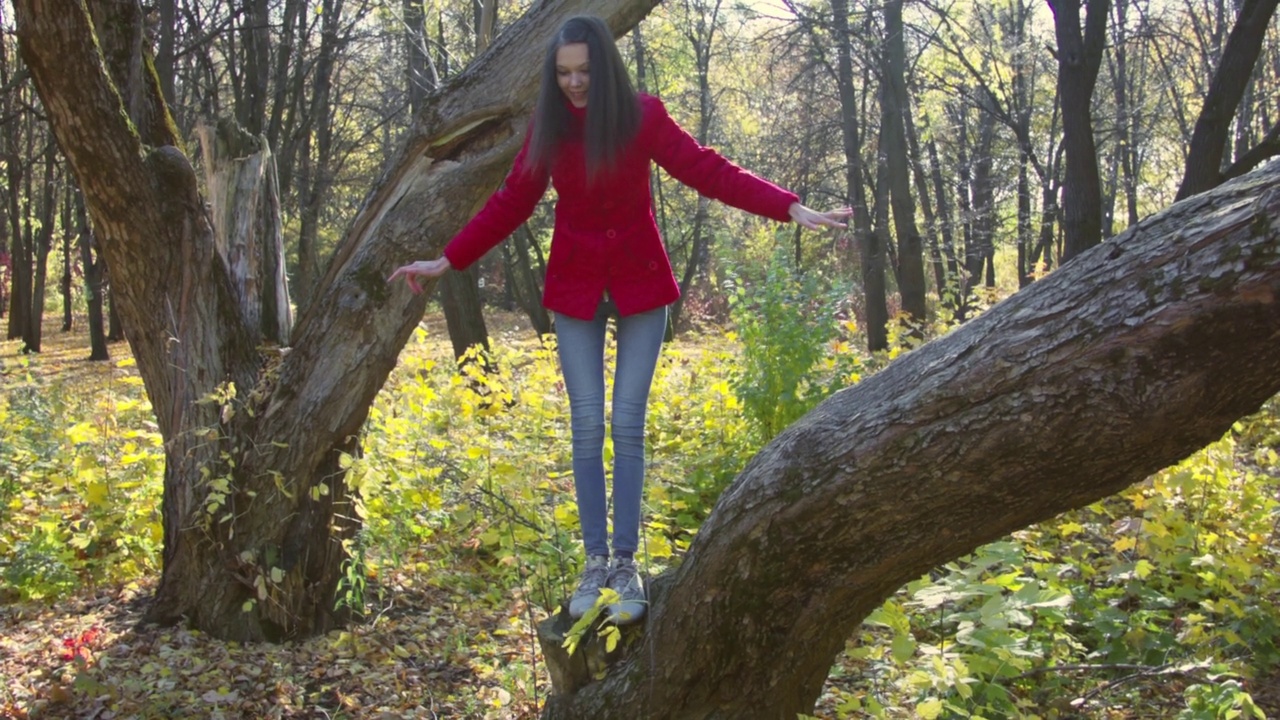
[
  {"left": 540, "top": 145, "right": 1280, "bottom": 720},
  {"left": 14, "top": 0, "right": 661, "bottom": 642},
  {"left": 1175, "top": 0, "right": 1280, "bottom": 200}
]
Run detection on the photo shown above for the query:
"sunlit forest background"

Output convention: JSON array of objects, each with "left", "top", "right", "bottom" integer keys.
[{"left": 3, "top": 0, "right": 1280, "bottom": 717}]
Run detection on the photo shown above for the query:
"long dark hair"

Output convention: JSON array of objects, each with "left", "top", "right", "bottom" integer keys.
[{"left": 525, "top": 15, "right": 640, "bottom": 181}]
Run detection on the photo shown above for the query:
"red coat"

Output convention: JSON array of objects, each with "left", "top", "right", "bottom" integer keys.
[{"left": 443, "top": 94, "right": 798, "bottom": 320}]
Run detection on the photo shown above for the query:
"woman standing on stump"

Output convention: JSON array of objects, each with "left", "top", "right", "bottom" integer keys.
[{"left": 390, "top": 15, "right": 850, "bottom": 624}]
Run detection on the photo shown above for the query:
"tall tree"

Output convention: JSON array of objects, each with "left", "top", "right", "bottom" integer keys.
[
  {"left": 155, "top": 0, "right": 176, "bottom": 106},
  {"left": 1104, "top": 0, "right": 1146, "bottom": 232},
  {"left": 265, "top": 0, "right": 306, "bottom": 194},
  {"left": 903, "top": 102, "right": 948, "bottom": 301},
  {"left": 22, "top": 139, "right": 57, "bottom": 352},
  {"left": 4, "top": 134, "right": 28, "bottom": 343},
  {"left": 929, "top": 0, "right": 1056, "bottom": 287},
  {"left": 294, "top": 0, "right": 347, "bottom": 309},
  {"left": 881, "top": 0, "right": 927, "bottom": 326},
  {"left": 76, "top": 190, "right": 110, "bottom": 361},
  {"left": 233, "top": 0, "right": 271, "bottom": 136},
  {"left": 59, "top": 181, "right": 73, "bottom": 332},
  {"left": 831, "top": 0, "right": 885, "bottom": 350},
  {"left": 924, "top": 123, "right": 962, "bottom": 304},
  {"left": 667, "top": 0, "right": 724, "bottom": 336},
  {"left": 1048, "top": 0, "right": 1109, "bottom": 261},
  {"left": 1175, "top": 0, "right": 1280, "bottom": 200},
  {"left": 436, "top": 0, "right": 493, "bottom": 360}
]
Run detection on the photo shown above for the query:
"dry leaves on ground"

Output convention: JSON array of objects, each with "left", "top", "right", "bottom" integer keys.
[{"left": 0, "top": 572, "right": 548, "bottom": 719}]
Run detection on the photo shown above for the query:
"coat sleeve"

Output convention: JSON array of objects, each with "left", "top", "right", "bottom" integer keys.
[
  {"left": 645, "top": 96, "right": 798, "bottom": 223},
  {"left": 443, "top": 129, "right": 550, "bottom": 270}
]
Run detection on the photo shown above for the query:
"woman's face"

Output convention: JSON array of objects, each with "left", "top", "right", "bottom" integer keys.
[{"left": 556, "top": 43, "right": 589, "bottom": 108}]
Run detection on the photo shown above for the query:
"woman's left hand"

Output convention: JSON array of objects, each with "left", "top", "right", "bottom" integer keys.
[{"left": 789, "top": 203, "right": 853, "bottom": 230}]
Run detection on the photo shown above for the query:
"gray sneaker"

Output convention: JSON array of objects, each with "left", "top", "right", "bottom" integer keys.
[
  {"left": 605, "top": 557, "right": 646, "bottom": 624},
  {"left": 568, "top": 555, "right": 610, "bottom": 618}
]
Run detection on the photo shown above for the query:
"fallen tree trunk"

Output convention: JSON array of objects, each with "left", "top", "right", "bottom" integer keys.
[{"left": 542, "top": 160, "right": 1280, "bottom": 718}]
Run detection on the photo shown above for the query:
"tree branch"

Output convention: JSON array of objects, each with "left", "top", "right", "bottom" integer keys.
[{"left": 1223, "top": 120, "right": 1280, "bottom": 183}]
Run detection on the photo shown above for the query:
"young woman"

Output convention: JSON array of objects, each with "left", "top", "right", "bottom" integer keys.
[{"left": 389, "top": 15, "right": 850, "bottom": 624}]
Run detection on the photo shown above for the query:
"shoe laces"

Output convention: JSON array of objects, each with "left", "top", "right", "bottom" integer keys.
[
  {"left": 576, "top": 555, "right": 610, "bottom": 593},
  {"left": 607, "top": 558, "right": 640, "bottom": 591}
]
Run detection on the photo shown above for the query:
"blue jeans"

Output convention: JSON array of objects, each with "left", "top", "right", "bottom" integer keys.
[{"left": 555, "top": 301, "right": 667, "bottom": 558}]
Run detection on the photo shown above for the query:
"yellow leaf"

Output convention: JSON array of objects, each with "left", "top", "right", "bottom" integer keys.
[
  {"left": 1058, "top": 521, "right": 1084, "bottom": 537},
  {"left": 644, "top": 534, "right": 673, "bottom": 559},
  {"left": 67, "top": 421, "right": 97, "bottom": 445},
  {"left": 1112, "top": 536, "right": 1137, "bottom": 552},
  {"left": 85, "top": 481, "right": 110, "bottom": 507},
  {"left": 916, "top": 699, "right": 943, "bottom": 719}
]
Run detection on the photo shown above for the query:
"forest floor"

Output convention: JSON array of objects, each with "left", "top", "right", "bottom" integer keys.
[
  {"left": 6, "top": 315, "right": 1280, "bottom": 719},
  {"left": 2, "top": 315, "right": 556, "bottom": 719}
]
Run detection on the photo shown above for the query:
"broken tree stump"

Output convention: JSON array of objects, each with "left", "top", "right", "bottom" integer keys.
[{"left": 536, "top": 605, "right": 648, "bottom": 697}]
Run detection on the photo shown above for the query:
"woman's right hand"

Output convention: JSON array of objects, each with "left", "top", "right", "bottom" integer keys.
[
  {"left": 388, "top": 257, "right": 453, "bottom": 294},
  {"left": 789, "top": 203, "right": 853, "bottom": 230}
]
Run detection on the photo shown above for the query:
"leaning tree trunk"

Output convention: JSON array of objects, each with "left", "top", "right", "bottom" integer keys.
[
  {"left": 14, "top": 0, "right": 661, "bottom": 641},
  {"left": 540, "top": 135, "right": 1280, "bottom": 720}
]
